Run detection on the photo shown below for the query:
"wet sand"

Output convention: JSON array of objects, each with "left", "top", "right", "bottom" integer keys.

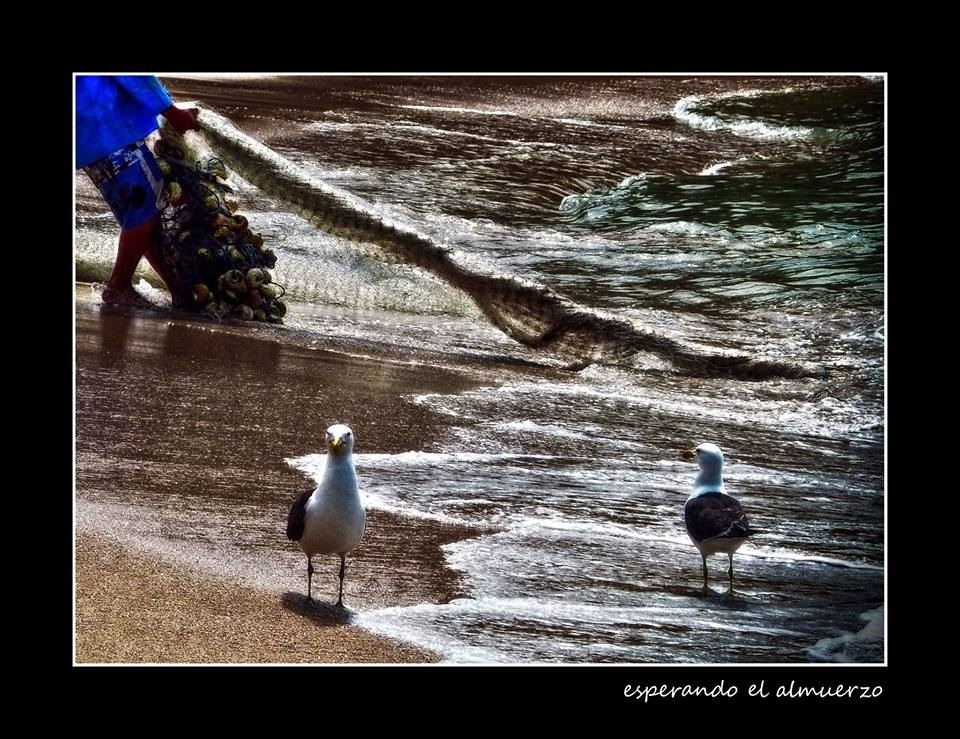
[{"left": 74, "top": 285, "right": 482, "bottom": 664}]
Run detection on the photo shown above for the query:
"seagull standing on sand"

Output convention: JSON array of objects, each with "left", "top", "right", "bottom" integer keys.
[
  {"left": 683, "top": 443, "right": 756, "bottom": 590},
  {"left": 286, "top": 424, "right": 366, "bottom": 607}
]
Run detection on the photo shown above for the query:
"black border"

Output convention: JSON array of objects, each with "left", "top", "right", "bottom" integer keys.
[{"left": 62, "top": 67, "right": 899, "bottom": 713}]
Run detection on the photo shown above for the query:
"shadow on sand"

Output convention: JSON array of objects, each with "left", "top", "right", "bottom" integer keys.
[{"left": 280, "top": 592, "right": 357, "bottom": 625}]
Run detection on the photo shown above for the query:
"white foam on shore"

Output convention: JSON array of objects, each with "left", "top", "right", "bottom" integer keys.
[
  {"left": 441, "top": 512, "right": 881, "bottom": 572},
  {"left": 699, "top": 160, "right": 735, "bottom": 176},
  {"left": 806, "top": 605, "right": 885, "bottom": 663},
  {"left": 134, "top": 279, "right": 171, "bottom": 305},
  {"left": 359, "top": 491, "right": 466, "bottom": 525},
  {"left": 745, "top": 548, "right": 883, "bottom": 571},
  {"left": 360, "top": 592, "right": 814, "bottom": 664},
  {"left": 490, "top": 419, "right": 648, "bottom": 451},
  {"left": 617, "top": 173, "right": 649, "bottom": 188},
  {"left": 287, "top": 450, "right": 556, "bottom": 478},
  {"left": 447, "top": 514, "right": 685, "bottom": 548},
  {"left": 357, "top": 600, "right": 517, "bottom": 663},
  {"left": 431, "top": 376, "right": 881, "bottom": 441},
  {"left": 673, "top": 91, "right": 814, "bottom": 143}
]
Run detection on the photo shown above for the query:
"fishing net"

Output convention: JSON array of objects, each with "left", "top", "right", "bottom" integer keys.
[
  {"left": 152, "top": 127, "right": 287, "bottom": 323},
  {"left": 194, "top": 106, "right": 817, "bottom": 380}
]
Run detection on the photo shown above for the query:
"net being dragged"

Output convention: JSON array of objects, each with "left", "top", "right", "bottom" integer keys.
[
  {"left": 153, "top": 123, "right": 287, "bottom": 323},
  {"left": 195, "top": 106, "right": 817, "bottom": 380}
]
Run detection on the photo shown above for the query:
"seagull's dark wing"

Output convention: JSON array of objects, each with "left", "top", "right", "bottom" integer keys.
[
  {"left": 286, "top": 488, "right": 314, "bottom": 541},
  {"left": 684, "top": 493, "right": 753, "bottom": 541}
]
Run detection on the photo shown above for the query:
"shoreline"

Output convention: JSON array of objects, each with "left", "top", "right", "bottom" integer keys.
[{"left": 75, "top": 285, "right": 485, "bottom": 664}]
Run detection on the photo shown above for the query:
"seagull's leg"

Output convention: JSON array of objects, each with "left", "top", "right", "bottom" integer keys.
[
  {"left": 337, "top": 553, "right": 347, "bottom": 607},
  {"left": 307, "top": 556, "right": 314, "bottom": 602},
  {"left": 701, "top": 554, "right": 708, "bottom": 590}
]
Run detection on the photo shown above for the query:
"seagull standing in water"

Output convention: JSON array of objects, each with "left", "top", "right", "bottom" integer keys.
[
  {"left": 286, "top": 424, "right": 366, "bottom": 607},
  {"left": 683, "top": 443, "right": 756, "bottom": 590}
]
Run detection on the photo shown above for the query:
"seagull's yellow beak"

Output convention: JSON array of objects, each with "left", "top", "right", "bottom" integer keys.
[
  {"left": 680, "top": 448, "right": 697, "bottom": 461},
  {"left": 330, "top": 437, "right": 344, "bottom": 451}
]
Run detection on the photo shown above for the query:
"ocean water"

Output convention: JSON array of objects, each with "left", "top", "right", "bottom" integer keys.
[{"left": 75, "top": 75, "right": 884, "bottom": 663}]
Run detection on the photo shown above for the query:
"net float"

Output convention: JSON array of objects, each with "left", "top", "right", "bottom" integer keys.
[
  {"left": 223, "top": 269, "right": 246, "bottom": 291},
  {"left": 193, "top": 283, "right": 211, "bottom": 303},
  {"left": 246, "top": 268, "right": 266, "bottom": 289},
  {"left": 260, "top": 283, "right": 278, "bottom": 299}
]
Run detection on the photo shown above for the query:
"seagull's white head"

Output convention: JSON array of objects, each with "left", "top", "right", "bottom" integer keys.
[
  {"left": 692, "top": 442, "right": 725, "bottom": 496},
  {"left": 326, "top": 424, "right": 355, "bottom": 456}
]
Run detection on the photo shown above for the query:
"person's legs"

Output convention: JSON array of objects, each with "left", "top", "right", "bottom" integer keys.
[
  {"left": 103, "top": 214, "right": 188, "bottom": 307},
  {"left": 87, "top": 140, "right": 182, "bottom": 306},
  {"left": 144, "top": 240, "right": 188, "bottom": 307},
  {"left": 107, "top": 215, "right": 158, "bottom": 293}
]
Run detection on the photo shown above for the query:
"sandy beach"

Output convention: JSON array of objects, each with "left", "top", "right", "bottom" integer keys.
[
  {"left": 75, "top": 532, "right": 439, "bottom": 664},
  {"left": 74, "top": 285, "right": 482, "bottom": 664}
]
